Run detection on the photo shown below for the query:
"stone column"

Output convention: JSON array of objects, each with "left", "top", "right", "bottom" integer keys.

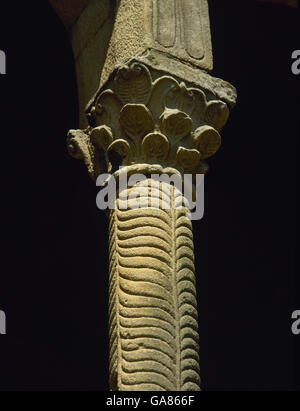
[{"left": 65, "top": 0, "right": 237, "bottom": 391}]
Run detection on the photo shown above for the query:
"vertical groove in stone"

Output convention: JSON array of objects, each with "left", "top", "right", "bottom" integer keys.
[
  {"left": 155, "top": 0, "right": 176, "bottom": 48},
  {"left": 181, "top": 0, "right": 205, "bottom": 60},
  {"left": 108, "top": 179, "right": 200, "bottom": 391}
]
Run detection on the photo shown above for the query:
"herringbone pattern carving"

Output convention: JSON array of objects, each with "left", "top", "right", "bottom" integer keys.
[{"left": 109, "top": 180, "right": 200, "bottom": 391}]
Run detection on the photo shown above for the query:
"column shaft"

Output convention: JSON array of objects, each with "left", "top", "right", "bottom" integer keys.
[{"left": 108, "top": 179, "right": 200, "bottom": 391}]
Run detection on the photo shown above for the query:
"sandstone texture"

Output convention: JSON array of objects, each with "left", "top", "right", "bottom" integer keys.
[{"left": 49, "top": 0, "right": 237, "bottom": 391}]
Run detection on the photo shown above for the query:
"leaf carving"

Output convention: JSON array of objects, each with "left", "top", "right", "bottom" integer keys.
[
  {"left": 90, "top": 126, "right": 113, "bottom": 151},
  {"left": 93, "top": 90, "right": 122, "bottom": 137},
  {"left": 193, "top": 125, "right": 221, "bottom": 159},
  {"left": 148, "top": 76, "right": 179, "bottom": 124},
  {"left": 115, "top": 63, "right": 152, "bottom": 106},
  {"left": 165, "top": 82, "right": 195, "bottom": 115},
  {"left": 160, "top": 109, "right": 192, "bottom": 145},
  {"left": 189, "top": 88, "right": 207, "bottom": 130},
  {"left": 176, "top": 147, "right": 201, "bottom": 171},
  {"left": 142, "top": 132, "right": 169, "bottom": 161},
  {"left": 205, "top": 100, "right": 229, "bottom": 131},
  {"left": 120, "top": 104, "right": 154, "bottom": 148},
  {"left": 107, "top": 139, "right": 132, "bottom": 163}
]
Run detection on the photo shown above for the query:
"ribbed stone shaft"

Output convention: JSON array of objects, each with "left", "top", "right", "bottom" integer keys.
[{"left": 108, "top": 179, "right": 200, "bottom": 391}]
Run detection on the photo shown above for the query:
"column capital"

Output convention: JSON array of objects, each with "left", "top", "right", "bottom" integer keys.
[
  {"left": 67, "top": 61, "right": 236, "bottom": 181},
  {"left": 63, "top": 0, "right": 238, "bottom": 392}
]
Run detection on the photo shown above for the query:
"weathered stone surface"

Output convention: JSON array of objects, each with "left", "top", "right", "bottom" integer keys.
[
  {"left": 68, "top": 62, "right": 234, "bottom": 181},
  {"left": 61, "top": 0, "right": 237, "bottom": 392},
  {"left": 50, "top": 0, "right": 236, "bottom": 127},
  {"left": 67, "top": 61, "right": 236, "bottom": 391},
  {"left": 109, "top": 179, "right": 200, "bottom": 391},
  {"left": 67, "top": 62, "right": 236, "bottom": 391},
  {"left": 101, "top": 0, "right": 213, "bottom": 90},
  {"left": 50, "top": 0, "right": 116, "bottom": 127},
  {"left": 71, "top": 0, "right": 116, "bottom": 127}
]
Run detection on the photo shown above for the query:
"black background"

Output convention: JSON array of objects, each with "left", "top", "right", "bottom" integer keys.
[{"left": 0, "top": 0, "right": 298, "bottom": 391}]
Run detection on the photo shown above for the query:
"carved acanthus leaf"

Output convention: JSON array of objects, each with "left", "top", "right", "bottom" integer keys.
[
  {"left": 108, "top": 139, "right": 132, "bottom": 165},
  {"left": 176, "top": 147, "right": 201, "bottom": 172},
  {"left": 160, "top": 109, "right": 192, "bottom": 145},
  {"left": 142, "top": 132, "right": 169, "bottom": 161},
  {"left": 189, "top": 88, "right": 207, "bottom": 130},
  {"left": 148, "top": 76, "right": 179, "bottom": 124},
  {"left": 90, "top": 90, "right": 122, "bottom": 138},
  {"left": 165, "top": 82, "right": 195, "bottom": 115},
  {"left": 205, "top": 100, "right": 229, "bottom": 131},
  {"left": 193, "top": 125, "right": 221, "bottom": 159},
  {"left": 69, "top": 62, "right": 233, "bottom": 180},
  {"left": 90, "top": 126, "right": 113, "bottom": 151},
  {"left": 120, "top": 104, "right": 154, "bottom": 149},
  {"left": 114, "top": 62, "right": 152, "bottom": 105}
]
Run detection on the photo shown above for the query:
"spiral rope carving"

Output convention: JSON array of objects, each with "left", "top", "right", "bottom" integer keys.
[{"left": 108, "top": 179, "right": 200, "bottom": 391}]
